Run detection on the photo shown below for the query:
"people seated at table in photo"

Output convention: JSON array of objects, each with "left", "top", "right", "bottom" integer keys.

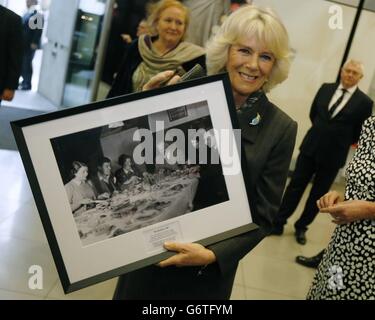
[
  {"left": 115, "top": 154, "right": 142, "bottom": 190},
  {"left": 64, "top": 161, "right": 97, "bottom": 215},
  {"left": 107, "top": 0, "right": 206, "bottom": 97},
  {"left": 91, "top": 157, "right": 118, "bottom": 199}
]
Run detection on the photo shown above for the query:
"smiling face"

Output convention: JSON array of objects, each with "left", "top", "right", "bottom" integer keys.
[
  {"left": 226, "top": 36, "right": 275, "bottom": 107},
  {"left": 156, "top": 6, "right": 186, "bottom": 47}
]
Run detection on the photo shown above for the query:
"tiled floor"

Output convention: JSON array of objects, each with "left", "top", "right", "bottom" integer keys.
[
  {"left": 0, "top": 149, "right": 341, "bottom": 300},
  {"left": 1, "top": 90, "right": 57, "bottom": 112}
]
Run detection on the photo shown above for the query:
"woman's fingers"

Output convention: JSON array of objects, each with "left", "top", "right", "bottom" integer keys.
[
  {"left": 157, "top": 254, "right": 183, "bottom": 268},
  {"left": 317, "top": 191, "right": 342, "bottom": 211},
  {"left": 156, "top": 242, "right": 216, "bottom": 267},
  {"left": 167, "top": 74, "right": 182, "bottom": 85},
  {"left": 143, "top": 70, "right": 175, "bottom": 91},
  {"left": 157, "top": 242, "right": 187, "bottom": 268}
]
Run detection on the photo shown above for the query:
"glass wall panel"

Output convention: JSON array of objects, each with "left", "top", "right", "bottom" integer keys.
[{"left": 62, "top": 0, "right": 107, "bottom": 106}]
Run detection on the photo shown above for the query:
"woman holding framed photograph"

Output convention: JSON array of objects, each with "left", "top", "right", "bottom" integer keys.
[{"left": 113, "top": 4, "right": 297, "bottom": 299}]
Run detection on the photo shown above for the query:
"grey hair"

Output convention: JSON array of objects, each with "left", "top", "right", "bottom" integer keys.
[
  {"left": 206, "top": 5, "right": 292, "bottom": 92},
  {"left": 343, "top": 59, "right": 364, "bottom": 76}
]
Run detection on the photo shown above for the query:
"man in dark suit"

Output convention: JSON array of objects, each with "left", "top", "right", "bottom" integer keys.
[
  {"left": 18, "top": 0, "right": 43, "bottom": 91},
  {"left": 102, "top": 0, "right": 150, "bottom": 85},
  {"left": 272, "top": 59, "right": 373, "bottom": 244},
  {"left": 0, "top": 5, "right": 23, "bottom": 105}
]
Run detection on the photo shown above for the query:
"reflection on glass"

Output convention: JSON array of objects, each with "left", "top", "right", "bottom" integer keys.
[{"left": 63, "top": 0, "right": 106, "bottom": 107}]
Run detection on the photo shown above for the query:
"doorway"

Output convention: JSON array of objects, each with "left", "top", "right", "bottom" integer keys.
[{"left": 2, "top": 0, "right": 54, "bottom": 111}]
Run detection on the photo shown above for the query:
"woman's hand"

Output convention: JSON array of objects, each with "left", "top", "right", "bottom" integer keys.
[
  {"left": 124, "top": 176, "right": 140, "bottom": 185},
  {"left": 120, "top": 33, "right": 132, "bottom": 44},
  {"left": 316, "top": 190, "right": 343, "bottom": 210},
  {"left": 188, "top": 165, "right": 200, "bottom": 174},
  {"left": 319, "top": 200, "right": 375, "bottom": 224},
  {"left": 157, "top": 242, "right": 216, "bottom": 268},
  {"left": 97, "top": 192, "right": 110, "bottom": 200},
  {"left": 142, "top": 70, "right": 181, "bottom": 91},
  {"left": 80, "top": 198, "right": 93, "bottom": 205},
  {"left": 1, "top": 89, "right": 15, "bottom": 101}
]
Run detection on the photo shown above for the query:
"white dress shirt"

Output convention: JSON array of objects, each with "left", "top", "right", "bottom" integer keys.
[{"left": 328, "top": 84, "right": 357, "bottom": 118}]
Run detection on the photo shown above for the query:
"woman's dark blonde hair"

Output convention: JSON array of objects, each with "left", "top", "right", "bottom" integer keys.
[
  {"left": 147, "top": 0, "right": 190, "bottom": 41},
  {"left": 70, "top": 161, "right": 88, "bottom": 179},
  {"left": 206, "top": 5, "right": 292, "bottom": 92}
]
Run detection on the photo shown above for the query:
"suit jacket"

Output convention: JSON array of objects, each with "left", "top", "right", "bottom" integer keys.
[
  {"left": 91, "top": 173, "right": 117, "bottom": 196},
  {"left": 300, "top": 82, "right": 373, "bottom": 168},
  {"left": 113, "top": 93, "right": 297, "bottom": 299},
  {"left": 0, "top": 5, "right": 24, "bottom": 94}
]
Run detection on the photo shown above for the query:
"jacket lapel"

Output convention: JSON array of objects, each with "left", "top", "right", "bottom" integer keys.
[
  {"left": 325, "top": 83, "right": 339, "bottom": 119},
  {"left": 237, "top": 94, "right": 268, "bottom": 144},
  {"left": 238, "top": 111, "right": 259, "bottom": 143},
  {"left": 331, "top": 87, "right": 359, "bottom": 119}
]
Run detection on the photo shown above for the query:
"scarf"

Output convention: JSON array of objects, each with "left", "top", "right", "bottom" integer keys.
[{"left": 132, "top": 35, "right": 205, "bottom": 92}]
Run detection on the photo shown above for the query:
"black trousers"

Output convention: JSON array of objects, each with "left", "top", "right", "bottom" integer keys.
[
  {"left": 275, "top": 152, "right": 341, "bottom": 231},
  {"left": 20, "top": 49, "right": 36, "bottom": 88}
]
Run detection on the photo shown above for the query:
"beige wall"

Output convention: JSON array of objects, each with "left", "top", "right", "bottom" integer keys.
[
  {"left": 253, "top": 0, "right": 375, "bottom": 178},
  {"left": 253, "top": 0, "right": 360, "bottom": 167},
  {"left": 347, "top": 9, "right": 375, "bottom": 105}
]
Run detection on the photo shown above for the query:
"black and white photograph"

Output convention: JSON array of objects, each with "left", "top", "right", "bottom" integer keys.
[{"left": 51, "top": 100, "right": 229, "bottom": 246}]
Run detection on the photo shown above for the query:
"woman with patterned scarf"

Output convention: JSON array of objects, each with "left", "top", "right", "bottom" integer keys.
[{"left": 107, "top": 0, "right": 205, "bottom": 97}]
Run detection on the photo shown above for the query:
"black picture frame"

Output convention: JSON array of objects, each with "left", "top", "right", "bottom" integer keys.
[{"left": 11, "top": 74, "right": 258, "bottom": 293}]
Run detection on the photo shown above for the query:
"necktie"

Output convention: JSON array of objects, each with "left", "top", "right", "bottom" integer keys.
[{"left": 329, "top": 89, "right": 347, "bottom": 118}]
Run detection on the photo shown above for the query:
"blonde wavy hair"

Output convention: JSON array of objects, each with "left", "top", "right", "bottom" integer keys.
[
  {"left": 206, "top": 5, "right": 292, "bottom": 92},
  {"left": 147, "top": 0, "right": 190, "bottom": 41}
]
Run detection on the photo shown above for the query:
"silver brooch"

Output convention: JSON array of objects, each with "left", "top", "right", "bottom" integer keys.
[{"left": 249, "top": 113, "right": 261, "bottom": 126}]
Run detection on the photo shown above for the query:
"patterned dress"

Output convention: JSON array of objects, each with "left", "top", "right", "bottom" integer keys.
[{"left": 307, "top": 116, "right": 375, "bottom": 300}]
